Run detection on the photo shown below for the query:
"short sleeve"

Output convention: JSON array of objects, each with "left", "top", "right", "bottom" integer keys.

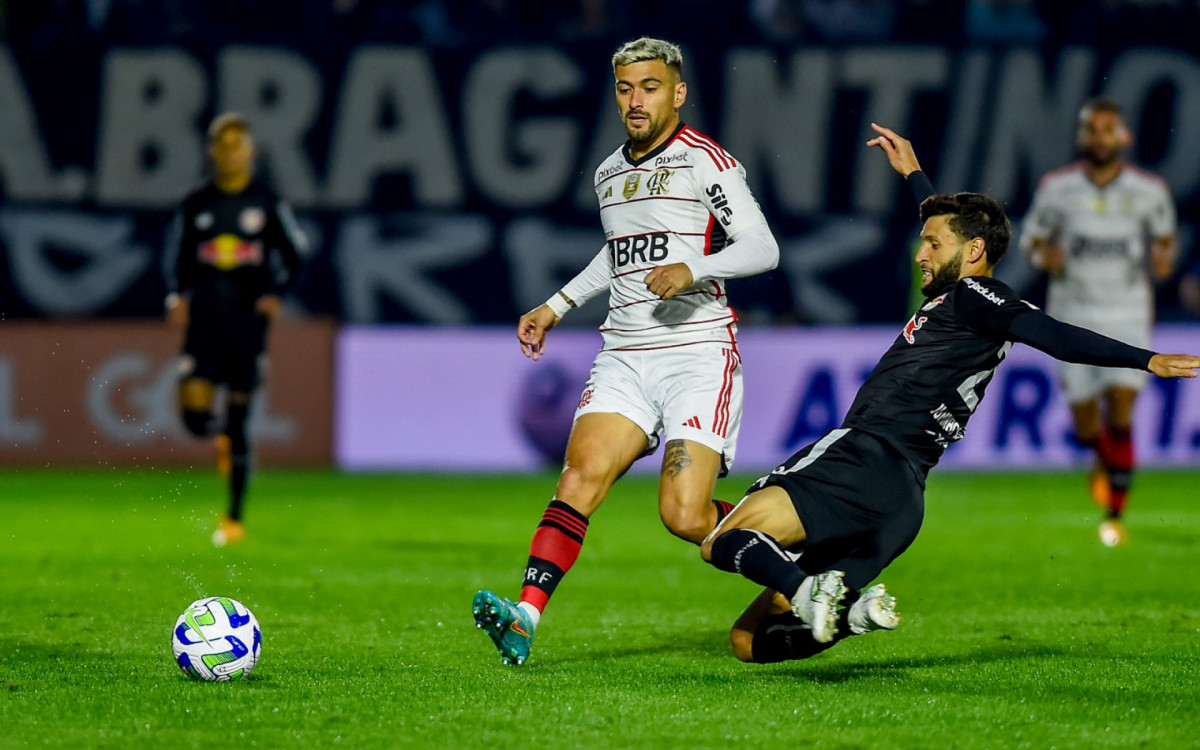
[
  {"left": 1145, "top": 180, "right": 1176, "bottom": 239},
  {"left": 952, "top": 276, "right": 1037, "bottom": 340}
]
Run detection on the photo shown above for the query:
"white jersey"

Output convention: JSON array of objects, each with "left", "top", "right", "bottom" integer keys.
[
  {"left": 1020, "top": 162, "right": 1175, "bottom": 329},
  {"left": 562, "top": 124, "right": 777, "bottom": 352}
]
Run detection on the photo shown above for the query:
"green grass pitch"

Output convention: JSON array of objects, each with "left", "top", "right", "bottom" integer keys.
[{"left": 2, "top": 467, "right": 1198, "bottom": 748}]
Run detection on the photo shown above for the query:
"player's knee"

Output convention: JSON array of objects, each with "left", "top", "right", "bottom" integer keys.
[
  {"left": 178, "top": 378, "right": 215, "bottom": 412},
  {"left": 182, "top": 409, "right": 213, "bottom": 437},
  {"left": 556, "top": 464, "right": 610, "bottom": 513},
  {"left": 704, "top": 528, "right": 751, "bottom": 572},
  {"left": 730, "top": 628, "right": 756, "bottom": 662},
  {"left": 659, "top": 503, "right": 711, "bottom": 545}
]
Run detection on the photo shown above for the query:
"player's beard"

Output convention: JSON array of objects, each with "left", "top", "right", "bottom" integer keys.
[
  {"left": 921, "top": 250, "right": 963, "bottom": 298},
  {"left": 1082, "top": 144, "right": 1121, "bottom": 169},
  {"left": 625, "top": 111, "right": 663, "bottom": 145}
]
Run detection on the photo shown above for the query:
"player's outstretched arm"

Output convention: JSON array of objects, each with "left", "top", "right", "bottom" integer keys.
[
  {"left": 1148, "top": 354, "right": 1200, "bottom": 379},
  {"left": 517, "top": 304, "right": 560, "bottom": 361},
  {"left": 866, "top": 123, "right": 922, "bottom": 177}
]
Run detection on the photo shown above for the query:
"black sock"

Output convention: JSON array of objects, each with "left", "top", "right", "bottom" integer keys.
[
  {"left": 226, "top": 403, "right": 250, "bottom": 521},
  {"left": 750, "top": 610, "right": 852, "bottom": 663},
  {"left": 708, "top": 528, "right": 806, "bottom": 600}
]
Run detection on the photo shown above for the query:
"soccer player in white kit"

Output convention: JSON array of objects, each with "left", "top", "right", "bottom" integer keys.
[
  {"left": 1021, "top": 98, "right": 1177, "bottom": 546},
  {"left": 473, "top": 37, "right": 780, "bottom": 665}
]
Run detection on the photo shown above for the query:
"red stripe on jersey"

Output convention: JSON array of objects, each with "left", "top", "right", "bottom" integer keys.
[
  {"left": 598, "top": 314, "right": 736, "bottom": 334},
  {"left": 608, "top": 289, "right": 715, "bottom": 311},
  {"left": 613, "top": 265, "right": 656, "bottom": 279},
  {"left": 703, "top": 213, "right": 716, "bottom": 255},
  {"left": 600, "top": 195, "right": 703, "bottom": 210},
  {"left": 604, "top": 338, "right": 739, "bottom": 352},
  {"left": 680, "top": 127, "right": 736, "bottom": 171},
  {"left": 607, "top": 229, "right": 708, "bottom": 243}
]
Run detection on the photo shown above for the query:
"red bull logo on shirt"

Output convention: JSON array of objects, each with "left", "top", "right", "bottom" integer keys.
[{"left": 198, "top": 234, "right": 264, "bottom": 271}]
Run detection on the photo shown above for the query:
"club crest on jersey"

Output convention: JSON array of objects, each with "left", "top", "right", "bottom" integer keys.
[
  {"left": 239, "top": 207, "right": 266, "bottom": 234},
  {"left": 622, "top": 173, "right": 642, "bottom": 200},
  {"left": 921, "top": 293, "right": 947, "bottom": 311},
  {"left": 195, "top": 212, "right": 214, "bottom": 230},
  {"left": 647, "top": 168, "right": 672, "bottom": 196},
  {"left": 902, "top": 314, "right": 928, "bottom": 344}
]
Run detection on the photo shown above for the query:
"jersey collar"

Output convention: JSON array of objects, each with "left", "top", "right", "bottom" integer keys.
[{"left": 622, "top": 122, "right": 687, "bottom": 167}]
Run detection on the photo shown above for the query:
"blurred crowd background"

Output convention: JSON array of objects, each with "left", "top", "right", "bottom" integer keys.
[
  {"left": 2, "top": 1, "right": 1199, "bottom": 469},
  {"left": 7, "top": 0, "right": 1200, "bottom": 49},
  {"left": 0, "top": 0, "right": 1197, "bottom": 327}
]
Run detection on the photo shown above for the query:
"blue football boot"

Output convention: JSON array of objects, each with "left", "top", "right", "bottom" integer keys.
[{"left": 472, "top": 590, "right": 535, "bottom": 666}]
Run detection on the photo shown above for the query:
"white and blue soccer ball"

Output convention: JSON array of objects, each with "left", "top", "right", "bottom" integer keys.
[{"left": 172, "top": 596, "right": 262, "bottom": 681}]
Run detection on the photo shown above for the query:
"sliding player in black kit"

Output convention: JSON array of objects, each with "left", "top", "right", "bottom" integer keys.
[
  {"left": 696, "top": 124, "right": 1200, "bottom": 663},
  {"left": 165, "top": 113, "right": 306, "bottom": 546}
]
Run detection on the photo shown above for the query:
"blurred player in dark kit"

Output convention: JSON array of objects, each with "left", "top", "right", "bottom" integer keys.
[{"left": 165, "top": 113, "right": 306, "bottom": 546}]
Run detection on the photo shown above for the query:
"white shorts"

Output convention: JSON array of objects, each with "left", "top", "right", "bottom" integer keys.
[
  {"left": 1052, "top": 312, "right": 1150, "bottom": 404},
  {"left": 574, "top": 344, "right": 743, "bottom": 472}
]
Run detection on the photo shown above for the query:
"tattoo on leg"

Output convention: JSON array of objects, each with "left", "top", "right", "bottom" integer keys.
[{"left": 663, "top": 440, "right": 692, "bottom": 478}]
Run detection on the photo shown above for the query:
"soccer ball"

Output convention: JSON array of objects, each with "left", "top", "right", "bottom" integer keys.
[{"left": 172, "top": 596, "right": 262, "bottom": 681}]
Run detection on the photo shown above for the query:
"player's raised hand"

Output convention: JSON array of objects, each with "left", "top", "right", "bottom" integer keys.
[
  {"left": 517, "top": 304, "right": 560, "bottom": 361},
  {"left": 256, "top": 294, "right": 282, "bottom": 320},
  {"left": 165, "top": 293, "right": 189, "bottom": 328},
  {"left": 866, "top": 123, "right": 923, "bottom": 177},
  {"left": 1030, "top": 241, "right": 1066, "bottom": 275},
  {"left": 645, "top": 262, "right": 694, "bottom": 300},
  {"left": 1148, "top": 354, "right": 1200, "bottom": 379}
]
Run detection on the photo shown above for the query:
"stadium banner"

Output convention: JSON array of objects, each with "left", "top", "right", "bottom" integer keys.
[
  {"left": 0, "top": 320, "right": 335, "bottom": 467},
  {"left": 336, "top": 324, "right": 1200, "bottom": 472},
  {"left": 1, "top": 40, "right": 1198, "bottom": 327}
]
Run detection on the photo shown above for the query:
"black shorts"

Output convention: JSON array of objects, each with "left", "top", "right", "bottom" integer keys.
[
  {"left": 182, "top": 316, "right": 268, "bottom": 394},
  {"left": 751, "top": 428, "right": 924, "bottom": 590}
]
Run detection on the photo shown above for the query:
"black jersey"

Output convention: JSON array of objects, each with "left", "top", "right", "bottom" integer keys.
[
  {"left": 843, "top": 275, "right": 1028, "bottom": 479},
  {"left": 168, "top": 177, "right": 305, "bottom": 325},
  {"left": 843, "top": 172, "right": 1155, "bottom": 480},
  {"left": 844, "top": 274, "right": 1154, "bottom": 481}
]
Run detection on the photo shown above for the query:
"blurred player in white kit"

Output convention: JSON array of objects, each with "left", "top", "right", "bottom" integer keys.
[{"left": 1022, "top": 98, "right": 1177, "bottom": 546}]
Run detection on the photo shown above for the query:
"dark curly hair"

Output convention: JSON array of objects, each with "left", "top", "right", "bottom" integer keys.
[{"left": 918, "top": 192, "right": 1011, "bottom": 267}]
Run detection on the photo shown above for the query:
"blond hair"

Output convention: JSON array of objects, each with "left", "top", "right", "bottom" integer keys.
[
  {"left": 207, "top": 112, "right": 251, "bottom": 142},
  {"left": 611, "top": 37, "right": 683, "bottom": 79}
]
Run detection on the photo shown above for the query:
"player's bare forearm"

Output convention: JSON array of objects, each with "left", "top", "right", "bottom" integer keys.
[
  {"left": 866, "top": 123, "right": 922, "bottom": 177},
  {"left": 256, "top": 294, "right": 281, "bottom": 320},
  {"left": 517, "top": 304, "right": 559, "bottom": 361},
  {"left": 1148, "top": 354, "right": 1200, "bottom": 379},
  {"left": 1150, "top": 237, "right": 1176, "bottom": 282},
  {"left": 1028, "top": 239, "right": 1065, "bottom": 275},
  {"left": 645, "top": 262, "right": 694, "bottom": 300},
  {"left": 165, "top": 294, "right": 189, "bottom": 328}
]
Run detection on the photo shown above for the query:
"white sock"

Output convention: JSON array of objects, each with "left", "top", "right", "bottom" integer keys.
[{"left": 517, "top": 601, "right": 541, "bottom": 628}]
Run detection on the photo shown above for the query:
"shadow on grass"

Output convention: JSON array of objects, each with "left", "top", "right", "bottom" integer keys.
[
  {"left": 774, "top": 642, "right": 1068, "bottom": 683},
  {"left": 532, "top": 631, "right": 1068, "bottom": 683}
]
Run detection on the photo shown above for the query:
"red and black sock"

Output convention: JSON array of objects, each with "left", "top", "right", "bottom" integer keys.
[
  {"left": 520, "top": 500, "right": 589, "bottom": 613},
  {"left": 1100, "top": 426, "right": 1134, "bottom": 518},
  {"left": 712, "top": 499, "right": 735, "bottom": 524}
]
